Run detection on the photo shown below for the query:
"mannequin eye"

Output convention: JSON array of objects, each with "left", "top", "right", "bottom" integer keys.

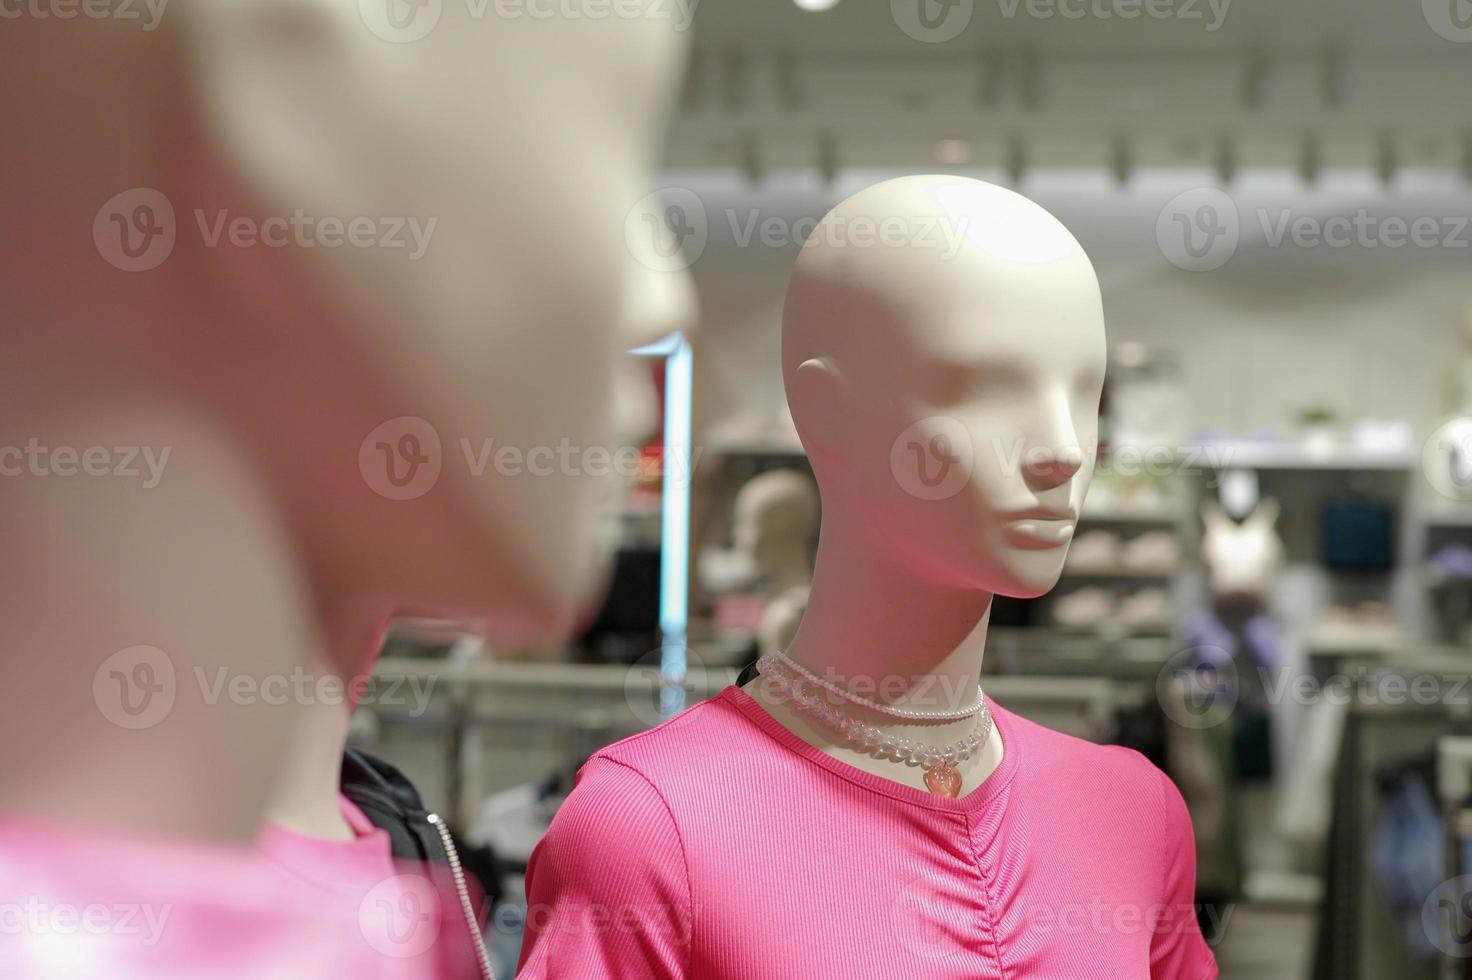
[
  {"left": 921, "top": 362, "right": 977, "bottom": 405},
  {"left": 921, "top": 356, "right": 1035, "bottom": 407}
]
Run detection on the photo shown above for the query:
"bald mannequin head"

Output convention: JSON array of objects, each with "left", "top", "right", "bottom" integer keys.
[
  {"left": 732, "top": 469, "right": 818, "bottom": 589},
  {"left": 781, "top": 176, "right": 1106, "bottom": 598}
]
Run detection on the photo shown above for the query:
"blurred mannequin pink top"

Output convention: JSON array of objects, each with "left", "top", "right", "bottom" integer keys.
[
  {"left": 518, "top": 687, "right": 1218, "bottom": 979},
  {"left": 259, "top": 796, "right": 474, "bottom": 978},
  {"left": 259, "top": 796, "right": 396, "bottom": 895},
  {"left": 0, "top": 816, "right": 383, "bottom": 978}
]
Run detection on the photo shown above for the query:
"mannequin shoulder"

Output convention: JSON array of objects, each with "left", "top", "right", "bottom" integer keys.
[
  {"left": 521, "top": 756, "right": 695, "bottom": 969},
  {"left": 527, "top": 722, "right": 734, "bottom": 896},
  {"left": 1000, "top": 707, "right": 1175, "bottom": 811},
  {"left": 583, "top": 691, "right": 759, "bottom": 783}
]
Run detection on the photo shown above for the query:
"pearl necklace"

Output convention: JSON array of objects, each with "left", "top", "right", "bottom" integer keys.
[
  {"left": 754, "top": 655, "right": 993, "bottom": 798},
  {"left": 766, "top": 649, "right": 986, "bottom": 721}
]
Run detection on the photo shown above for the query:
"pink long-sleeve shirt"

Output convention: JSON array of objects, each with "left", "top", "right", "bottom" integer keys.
[{"left": 518, "top": 686, "right": 1218, "bottom": 979}]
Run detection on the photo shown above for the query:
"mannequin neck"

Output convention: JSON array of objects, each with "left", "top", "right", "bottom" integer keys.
[
  {"left": 265, "top": 681, "right": 356, "bottom": 842},
  {"left": 0, "top": 378, "right": 320, "bottom": 844},
  {"left": 781, "top": 508, "right": 992, "bottom": 714},
  {"left": 745, "top": 505, "right": 1004, "bottom": 798}
]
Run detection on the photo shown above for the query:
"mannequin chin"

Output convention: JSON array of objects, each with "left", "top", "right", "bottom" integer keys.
[{"left": 784, "top": 176, "right": 1105, "bottom": 606}]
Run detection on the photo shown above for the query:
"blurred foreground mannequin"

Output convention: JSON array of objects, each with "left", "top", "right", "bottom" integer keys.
[
  {"left": 0, "top": 4, "right": 689, "bottom": 976},
  {"left": 262, "top": 174, "right": 697, "bottom": 980},
  {"left": 519, "top": 176, "right": 1216, "bottom": 978}
]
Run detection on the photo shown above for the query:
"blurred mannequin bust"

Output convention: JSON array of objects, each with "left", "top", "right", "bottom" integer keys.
[
  {"left": 732, "top": 469, "right": 819, "bottom": 593},
  {"left": 746, "top": 174, "right": 1105, "bottom": 797},
  {"left": 756, "top": 586, "right": 809, "bottom": 657},
  {"left": 1201, "top": 498, "right": 1283, "bottom": 599},
  {"left": 274, "top": 257, "right": 697, "bottom": 840},
  {"left": 1201, "top": 468, "right": 1282, "bottom": 598}
]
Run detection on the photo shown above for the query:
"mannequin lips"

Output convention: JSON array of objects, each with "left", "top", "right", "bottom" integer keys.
[{"left": 1003, "top": 510, "right": 1077, "bottom": 549}]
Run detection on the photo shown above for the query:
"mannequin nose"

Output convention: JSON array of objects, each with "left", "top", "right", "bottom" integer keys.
[
  {"left": 1022, "top": 446, "right": 1085, "bottom": 490},
  {"left": 1022, "top": 392, "right": 1086, "bottom": 490}
]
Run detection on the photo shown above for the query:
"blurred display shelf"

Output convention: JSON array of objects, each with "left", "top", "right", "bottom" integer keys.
[
  {"left": 372, "top": 656, "right": 740, "bottom": 698},
  {"left": 1424, "top": 566, "right": 1472, "bottom": 587},
  {"left": 1423, "top": 503, "right": 1472, "bottom": 527},
  {"left": 1178, "top": 441, "right": 1415, "bottom": 472},
  {"left": 1078, "top": 505, "right": 1184, "bottom": 523},
  {"left": 981, "top": 675, "right": 1132, "bottom": 740},
  {"left": 705, "top": 436, "right": 805, "bottom": 457},
  {"left": 1048, "top": 620, "right": 1174, "bottom": 639},
  {"left": 685, "top": 623, "right": 760, "bottom": 668},
  {"left": 1242, "top": 870, "right": 1324, "bottom": 911},
  {"left": 1059, "top": 565, "right": 1178, "bottom": 579},
  {"left": 714, "top": 440, "right": 1418, "bottom": 470},
  {"left": 1304, "top": 625, "right": 1409, "bottom": 656},
  {"left": 618, "top": 504, "right": 664, "bottom": 548}
]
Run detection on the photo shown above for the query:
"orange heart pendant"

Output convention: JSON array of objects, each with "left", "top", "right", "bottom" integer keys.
[{"left": 924, "top": 763, "right": 962, "bottom": 798}]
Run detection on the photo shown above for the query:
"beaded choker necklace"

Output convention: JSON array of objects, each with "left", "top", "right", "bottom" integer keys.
[
  {"left": 753, "top": 654, "right": 993, "bottom": 798},
  {"left": 766, "top": 649, "right": 985, "bottom": 720}
]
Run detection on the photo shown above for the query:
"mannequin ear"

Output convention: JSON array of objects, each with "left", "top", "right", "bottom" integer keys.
[{"left": 787, "top": 356, "right": 846, "bottom": 459}]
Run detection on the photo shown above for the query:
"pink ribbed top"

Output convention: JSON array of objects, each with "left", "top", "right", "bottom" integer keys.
[{"left": 518, "top": 686, "right": 1218, "bottom": 979}]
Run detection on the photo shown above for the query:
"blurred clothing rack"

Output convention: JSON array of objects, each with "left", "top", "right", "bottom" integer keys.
[{"left": 1312, "top": 646, "right": 1472, "bottom": 980}]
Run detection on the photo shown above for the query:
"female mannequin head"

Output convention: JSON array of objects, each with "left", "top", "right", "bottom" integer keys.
[{"left": 782, "top": 176, "right": 1106, "bottom": 599}]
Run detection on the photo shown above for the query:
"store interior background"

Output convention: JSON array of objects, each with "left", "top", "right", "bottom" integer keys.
[{"left": 358, "top": 2, "right": 1472, "bottom": 977}]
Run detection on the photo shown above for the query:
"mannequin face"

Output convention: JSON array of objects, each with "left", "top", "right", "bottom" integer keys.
[
  {"left": 182, "top": 5, "right": 696, "bottom": 639},
  {"left": 783, "top": 177, "right": 1105, "bottom": 599}
]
